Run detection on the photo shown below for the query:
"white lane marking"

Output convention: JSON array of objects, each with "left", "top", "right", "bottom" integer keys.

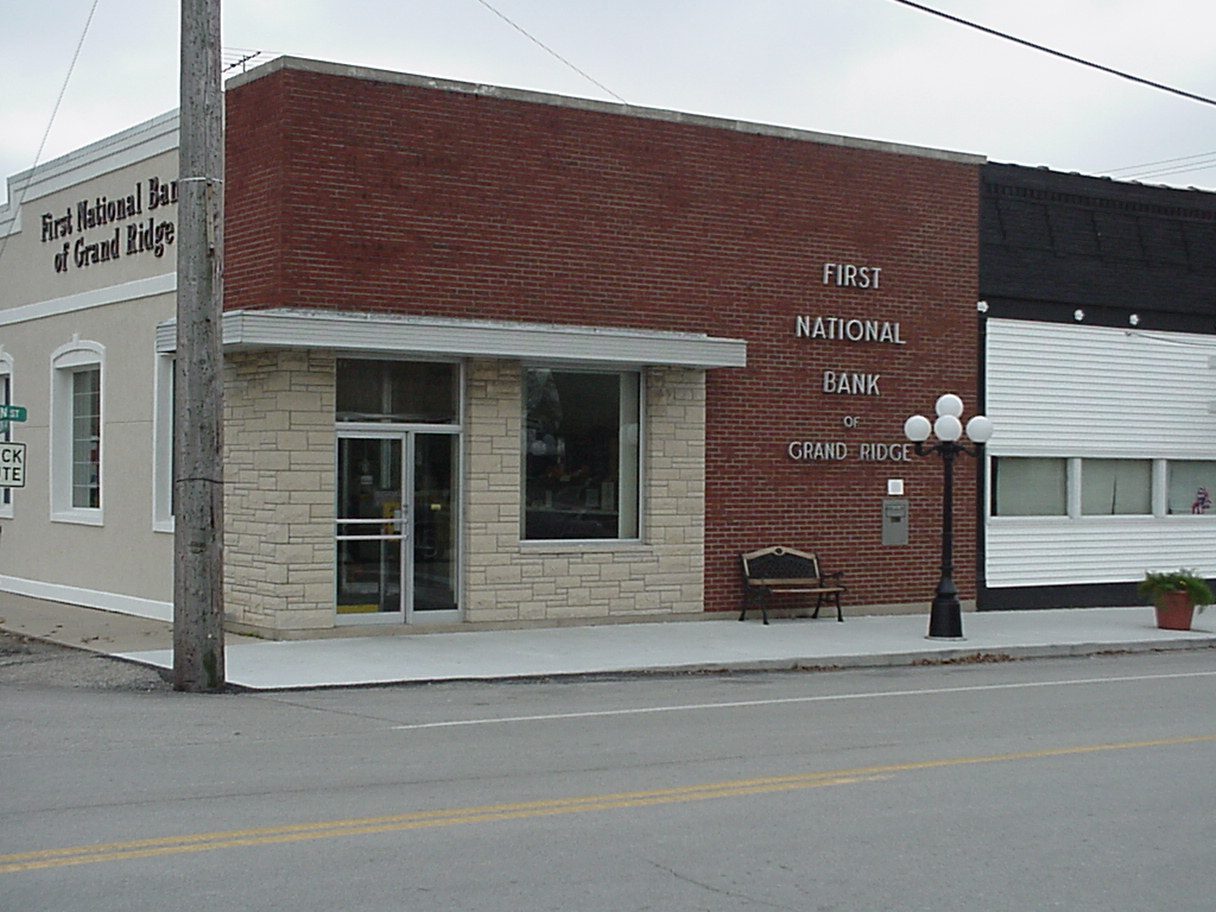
[{"left": 392, "top": 670, "right": 1216, "bottom": 730}]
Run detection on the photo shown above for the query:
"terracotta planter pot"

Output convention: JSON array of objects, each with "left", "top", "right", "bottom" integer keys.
[{"left": 1155, "top": 590, "right": 1194, "bottom": 631}]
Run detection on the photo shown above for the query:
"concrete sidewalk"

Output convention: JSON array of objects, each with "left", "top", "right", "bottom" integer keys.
[{"left": 3, "top": 592, "right": 1214, "bottom": 690}]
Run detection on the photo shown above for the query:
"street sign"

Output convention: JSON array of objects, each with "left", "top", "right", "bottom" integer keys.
[
  {"left": 0, "top": 442, "right": 25, "bottom": 488},
  {"left": 0, "top": 405, "right": 26, "bottom": 422}
]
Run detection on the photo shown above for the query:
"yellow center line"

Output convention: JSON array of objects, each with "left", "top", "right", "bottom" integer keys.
[{"left": 3, "top": 733, "right": 1211, "bottom": 875}]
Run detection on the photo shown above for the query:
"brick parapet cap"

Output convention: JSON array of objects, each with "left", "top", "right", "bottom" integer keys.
[{"left": 227, "top": 56, "right": 985, "bottom": 168}]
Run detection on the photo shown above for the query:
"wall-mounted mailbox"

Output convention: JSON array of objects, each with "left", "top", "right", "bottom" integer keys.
[{"left": 882, "top": 498, "right": 908, "bottom": 546}]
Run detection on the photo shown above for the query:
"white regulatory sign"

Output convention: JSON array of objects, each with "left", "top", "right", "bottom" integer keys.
[{"left": 0, "top": 442, "right": 26, "bottom": 488}]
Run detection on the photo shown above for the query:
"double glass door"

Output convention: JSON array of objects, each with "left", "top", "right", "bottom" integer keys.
[{"left": 336, "top": 431, "right": 459, "bottom": 622}]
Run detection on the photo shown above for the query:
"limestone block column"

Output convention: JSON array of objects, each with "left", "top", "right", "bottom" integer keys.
[{"left": 223, "top": 350, "right": 336, "bottom": 635}]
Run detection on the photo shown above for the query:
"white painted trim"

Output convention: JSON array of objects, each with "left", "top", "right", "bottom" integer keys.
[
  {"left": 50, "top": 338, "right": 105, "bottom": 524},
  {"left": 0, "top": 574, "right": 172, "bottom": 622},
  {"left": 151, "top": 352, "right": 175, "bottom": 533},
  {"left": 0, "top": 273, "right": 176, "bottom": 327},
  {"left": 157, "top": 309, "right": 748, "bottom": 369}
]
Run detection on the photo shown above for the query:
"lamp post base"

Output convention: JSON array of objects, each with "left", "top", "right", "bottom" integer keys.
[{"left": 927, "top": 588, "right": 964, "bottom": 639}]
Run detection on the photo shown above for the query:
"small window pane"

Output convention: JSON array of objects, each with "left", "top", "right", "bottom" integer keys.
[
  {"left": 1081, "top": 459, "right": 1151, "bottom": 515},
  {"left": 71, "top": 368, "right": 101, "bottom": 509},
  {"left": 992, "top": 457, "right": 1066, "bottom": 516},
  {"left": 1168, "top": 461, "right": 1216, "bottom": 515},
  {"left": 523, "top": 369, "right": 640, "bottom": 540},
  {"left": 336, "top": 359, "right": 457, "bottom": 423}
]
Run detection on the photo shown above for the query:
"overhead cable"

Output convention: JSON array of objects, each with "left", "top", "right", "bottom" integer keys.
[
  {"left": 0, "top": 0, "right": 101, "bottom": 269},
  {"left": 888, "top": 0, "right": 1216, "bottom": 108},
  {"left": 471, "top": 0, "right": 626, "bottom": 104},
  {"left": 1104, "top": 150, "right": 1216, "bottom": 175},
  {"left": 1119, "top": 159, "right": 1216, "bottom": 182}
]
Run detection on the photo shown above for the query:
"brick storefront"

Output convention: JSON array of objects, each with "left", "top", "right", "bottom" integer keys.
[{"left": 223, "top": 58, "right": 981, "bottom": 628}]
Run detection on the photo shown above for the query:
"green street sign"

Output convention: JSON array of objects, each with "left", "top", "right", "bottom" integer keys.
[{"left": 0, "top": 405, "right": 27, "bottom": 422}]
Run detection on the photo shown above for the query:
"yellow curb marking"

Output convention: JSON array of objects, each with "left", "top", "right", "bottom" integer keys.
[{"left": 3, "top": 733, "right": 1212, "bottom": 874}]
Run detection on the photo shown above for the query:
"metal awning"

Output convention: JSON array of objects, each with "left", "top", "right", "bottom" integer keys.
[{"left": 156, "top": 308, "right": 747, "bottom": 369}]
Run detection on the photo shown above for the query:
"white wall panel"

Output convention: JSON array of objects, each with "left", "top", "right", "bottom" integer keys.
[
  {"left": 986, "top": 517, "right": 1216, "bottom": 587},
  {"left": 985, "top": 319, "right": 1216, "bottom": 589},
  {"left": 986, "top": 319, "right": 1216, "bottom": 459}
]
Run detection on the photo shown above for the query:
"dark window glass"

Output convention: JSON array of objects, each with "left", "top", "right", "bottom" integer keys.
[
  {"left": 522, "top": 370, "right": 639, "bottom": 540},
  {"left": 71, "top": 368, "right": 101, "bottom": 509},
  {"left": 336, "top": 360, "right": 457, "bottom": 423}
]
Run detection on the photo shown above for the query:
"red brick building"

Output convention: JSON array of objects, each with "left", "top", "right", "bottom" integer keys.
[{"left": 210, "top": 57, "right": 981, "bottom": 633}]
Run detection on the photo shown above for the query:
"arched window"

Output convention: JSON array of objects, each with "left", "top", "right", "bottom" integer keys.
[{"left": 50, "top": 337, "right": 105, "bottom": 523}]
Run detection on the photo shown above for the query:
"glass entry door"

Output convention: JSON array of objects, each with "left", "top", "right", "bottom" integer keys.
[{"left": 336, "top": 432, "right": 459, "bottom": 623}]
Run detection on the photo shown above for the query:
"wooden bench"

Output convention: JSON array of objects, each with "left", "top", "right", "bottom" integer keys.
[{"left": 740, "top": 546, "right": 845, "bottom": 625}]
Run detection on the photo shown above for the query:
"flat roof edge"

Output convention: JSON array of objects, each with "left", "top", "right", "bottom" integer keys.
[{"left": 226, "top": 56, "right": 985, "bottom": 167}]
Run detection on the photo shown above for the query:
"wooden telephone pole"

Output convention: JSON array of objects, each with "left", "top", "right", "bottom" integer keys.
[{"left": 173, "top": 0, "right": 225, "bottom": 691}]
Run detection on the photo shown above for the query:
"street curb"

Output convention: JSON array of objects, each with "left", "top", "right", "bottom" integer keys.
[{"left": 207, "top": 636, "right": 1216, "bottom": 691}]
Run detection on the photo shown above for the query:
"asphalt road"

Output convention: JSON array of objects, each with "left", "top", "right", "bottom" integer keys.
[{"left": 2, "top": 637, "right": 1214, "bottom": 911}]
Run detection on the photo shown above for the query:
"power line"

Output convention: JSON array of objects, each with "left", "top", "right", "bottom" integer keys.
[
  {"left": 0, "top": 0, "right": 100, "bottom": 269},
  {"left": 1119, "top": 159, "right": 1216, "bottom": 182},
  {"left": 1104, "top": 150, "right": 1216, "bottom": 175},
  {"left": 471, "top": 0, "right": 626, "bottom": 104},
  {"left": 887, "top": 0, "right": 1216, "bottom": 108}
]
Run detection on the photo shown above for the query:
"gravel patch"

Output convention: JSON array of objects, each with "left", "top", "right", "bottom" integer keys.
[{"left": 0, "top": 631, "right": 171, "bottom": 692}]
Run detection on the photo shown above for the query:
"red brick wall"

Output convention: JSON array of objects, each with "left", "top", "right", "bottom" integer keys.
[{"left": 226, "top": 66, "right": 980, "bottom": 613}]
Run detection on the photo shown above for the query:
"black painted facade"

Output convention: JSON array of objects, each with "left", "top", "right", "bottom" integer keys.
[{"left": 981, "top": 162, "right": 1216, "bottom": 331}]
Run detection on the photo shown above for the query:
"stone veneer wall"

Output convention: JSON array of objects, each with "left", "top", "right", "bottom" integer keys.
[
  {"left": 464, "top": 359, "right": 705, "bottom": 622},
  {"left": 224, "top": 350, "right": 336, "bottom": 633}
]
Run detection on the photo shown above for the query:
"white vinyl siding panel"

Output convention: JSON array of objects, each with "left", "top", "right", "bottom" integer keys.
[
  {"left": 985, "top": 319, "right": 1216, "bottom": 588},
  {"left": 986, "top": 518, "right": 1216, "bottom": 587},
  {"left": 986, "top": 319, "right": 1216, "bottom": 458}
]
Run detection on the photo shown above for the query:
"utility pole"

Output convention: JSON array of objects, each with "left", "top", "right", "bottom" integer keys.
[{"left": 174, "top": 0, "right": 225, "bottom": 692}]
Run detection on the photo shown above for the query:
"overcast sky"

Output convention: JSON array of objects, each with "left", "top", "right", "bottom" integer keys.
[{"left": 3, "top": 0, "right": 1214, "bottom": 205}]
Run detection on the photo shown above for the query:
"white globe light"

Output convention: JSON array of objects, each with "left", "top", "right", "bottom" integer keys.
[
  {"left": 935, "top": 394, "right": 964, "bottom": 419},
  {"left": 904, "top": 415, "right": 931, "bottom": 443},
  {"left": 965, "top": 415, "right": 993, "bottom": 444},
  {"left": 934, "top": 414, "right": 963, "bottom": 442}
]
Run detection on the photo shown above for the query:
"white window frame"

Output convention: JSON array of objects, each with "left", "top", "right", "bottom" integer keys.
[
  {"left": 0, "top": 350, "right": 13, "bottom": 519},
  {"left": 152, "top": 352, "right": 174, "bottom": 532},
  {"left": 50, "top": 337, "right": 105, "bottom": 525}
]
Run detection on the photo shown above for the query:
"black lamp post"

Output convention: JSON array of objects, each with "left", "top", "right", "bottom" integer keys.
[{"left": 904, "top": 394, "right": 993, "bottom": 640}]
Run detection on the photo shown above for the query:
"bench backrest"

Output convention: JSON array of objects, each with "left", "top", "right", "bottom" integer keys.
[{"left": 741, "top": 546, "right": 821, "bottom": 581}]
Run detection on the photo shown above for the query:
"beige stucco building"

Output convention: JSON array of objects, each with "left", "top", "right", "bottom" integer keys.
[{"left": 0, "top": 113, "right": 179, "bottom": 621}]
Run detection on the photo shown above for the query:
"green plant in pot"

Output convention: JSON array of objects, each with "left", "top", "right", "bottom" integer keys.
[{"left": 1138, "top": 570, "right": 1213, "bottom": 631}]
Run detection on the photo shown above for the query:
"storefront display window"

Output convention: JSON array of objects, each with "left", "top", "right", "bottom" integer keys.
[
  {"left": 523, "top": 369, "right": 640, "bottom": 540},
  {"left": 1167, "top": 461, "right": 1216, "bottom": 515},
  {"left": 1080, "top": 459, "right": 1151, "bottom": 515},
  {"left": 991, "top": 457, "right": 1066, "bottom": 516}
]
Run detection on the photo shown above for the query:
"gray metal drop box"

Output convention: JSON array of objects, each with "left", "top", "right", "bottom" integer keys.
[{"left": 882, "top": 498, "right": 908, "bottom": 546}]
